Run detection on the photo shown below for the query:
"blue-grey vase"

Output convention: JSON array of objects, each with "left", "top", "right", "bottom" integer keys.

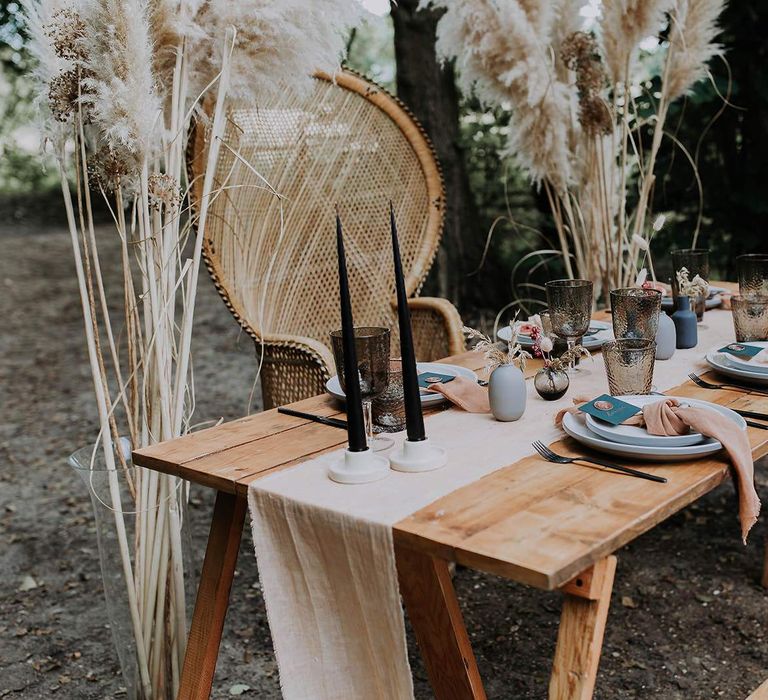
[
  {"left": 655, "top": 311, "right": 676, "bottom": 360},
  {"left": 488, "top": 363, "right": 526, "bottom": 421},
  {"left": 671, "top": 296, "right": 697, "bottom": 349}
]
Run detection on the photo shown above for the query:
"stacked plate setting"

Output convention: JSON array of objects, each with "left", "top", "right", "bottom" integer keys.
[
  {"left": 498, "top": 320, "right": 613, "bottom": 351},
  {"left": 706, "top": 341, "right": 768, "bottom": 387},
  {"left": 560, "top": 394, "right": 747, "bottom": 462},
  {"left": 326, "top": 362, "right": 478, "bottom": 406}
]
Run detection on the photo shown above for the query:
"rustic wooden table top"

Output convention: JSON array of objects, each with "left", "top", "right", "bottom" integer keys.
[{"left": 134, "top": 296, "right": 768, "bottom": 593}]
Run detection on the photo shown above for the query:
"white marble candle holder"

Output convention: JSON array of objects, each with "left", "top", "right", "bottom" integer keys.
[
  {"left": 328, "top": 448, "right": 390, "bottom": 484},
  {"left": 390, "top": 437, "right": 447, "bottom": 473}
]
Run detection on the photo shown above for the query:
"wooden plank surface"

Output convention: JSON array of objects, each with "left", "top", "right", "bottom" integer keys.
[
  {"left": 132, "top": 350, "right": 546, "bottom": 494},
  {"left": 746, "top": 677, "right": 768, "bottom": 699},
  {"left": 132, "top": 302, "right": 766, "bottom": 591},
  {"left": 393, "top": 379, "right": 768, "bottom": 590},
  {"left": 132, "top": 286, "right": 735, "bottom": 488}
]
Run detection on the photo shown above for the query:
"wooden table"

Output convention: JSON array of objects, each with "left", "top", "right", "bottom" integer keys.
[{"left": 133, "top": 307, "right": 768, "bottom": 700}]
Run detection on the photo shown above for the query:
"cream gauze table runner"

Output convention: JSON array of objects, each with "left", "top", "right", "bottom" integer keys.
[{"left": 248, "top": 311, "right": 742, "bottom": 699}]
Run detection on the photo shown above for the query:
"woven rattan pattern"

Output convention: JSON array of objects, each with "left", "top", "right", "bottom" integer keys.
[{"left": 191, "top": 70, "right": 462, "bottom": 408}]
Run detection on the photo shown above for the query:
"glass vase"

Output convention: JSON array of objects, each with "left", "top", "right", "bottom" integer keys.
[
  {"left": 534, "top": 367, "right": 570, "bottom": 401},
  {"left": 69, "top": 440, "right": 194, "bottom": 700}
]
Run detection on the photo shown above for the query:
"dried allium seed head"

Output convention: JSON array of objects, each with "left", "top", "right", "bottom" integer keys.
[
  {"left": 45, "top": 8, "right": 87, "bottom": 62},
  {"left": 561, "top": 31, "right": 597, "bottom": 71},
  {"left": 561, "top": 31, "right": 611, "bottom": 134},
  {"left": 88, "top": 145, "right": 132, "bottom": 192},
  {"left": 148, "top": 173, "right": 181, "bottom": 212},
  {"left": 48, "top": 70, "right": 80, "bottom": 122},
  {"left": 580, "top": 96, "right": 613, "bottom": 135},
  {"left": 47, "top": 67, "right": 94, "bottom": 123}
]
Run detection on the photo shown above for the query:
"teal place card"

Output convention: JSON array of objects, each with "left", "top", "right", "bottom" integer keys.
[
  {"left": 579, "top": 394, "right": 641, "bottom": 425},
  {"left": 418, "top": 372, "right": 456, "bottom": 388},
  {"left": 718, "top": 343, "right": 764, "bottom": 359}
]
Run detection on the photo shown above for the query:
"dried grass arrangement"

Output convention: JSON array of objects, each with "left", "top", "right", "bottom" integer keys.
[
  {"left": 676, "top": 266, "right": 709, "bottom": 297},
  {"left": 427, "top": 0, "right": 725, "bottom": 302},
  {"left": 464, "top": 313, "right": 532, "bottom": 373},
  {"left": 24, "top": 0, "right": 359, "bottom": 696}
]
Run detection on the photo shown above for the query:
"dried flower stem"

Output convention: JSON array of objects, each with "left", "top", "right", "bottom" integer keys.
[{"left": 430, "top": 0, "right": 724, "bottom": 303}]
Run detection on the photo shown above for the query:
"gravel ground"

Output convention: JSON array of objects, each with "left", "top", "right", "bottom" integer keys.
[{"left": 1, "top": 214, "right": 767, "bottom": 699}]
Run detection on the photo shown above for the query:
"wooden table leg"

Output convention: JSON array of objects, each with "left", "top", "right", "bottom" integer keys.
[
  {"left": 746, "top": 677, "right": 768, "bottom": 699},
  {"left": 395, "top": 545, "right": 486, "bottom": 700},
  {"left": 178, "top": 490, "right": 248, "bottom": 700},
  {"left": 548, "top": 556, "right": 617, "bottom": 700}
]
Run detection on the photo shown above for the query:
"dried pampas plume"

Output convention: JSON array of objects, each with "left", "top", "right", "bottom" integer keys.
[
  {"left": 600, "top": 0, "right": 673, "bottom": 83},
  {"left": 81, "top": 0, "right": 160, "bottom": 157},
  {"left": 183, "top": 0, "right": 362, "bottom": 104},
  {"left": 25, "top": 0, "right": 78, "bottom": 144},
  {"left": 21, "top": 2, "right": 365, "bottom": 697},
  {"left": 666, "top": 0, "right": 725, "bottom": 100},
  {"left": 426, "top": 0, "right": 578, "bottom": 190}
]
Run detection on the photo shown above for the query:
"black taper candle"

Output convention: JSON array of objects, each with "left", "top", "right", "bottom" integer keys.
[
  {"left": 336, "top": 212, "right": 368, "bottom": 452},
  {"left": 390, "top": 202, "right": 426, "bottom": 441}
]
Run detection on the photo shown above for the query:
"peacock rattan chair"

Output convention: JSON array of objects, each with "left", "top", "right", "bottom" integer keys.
[{"left": 189, "top": 69, "right": 465, "bottom": 409}]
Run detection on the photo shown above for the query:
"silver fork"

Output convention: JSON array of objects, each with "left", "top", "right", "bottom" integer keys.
[
  {"left": 531, "top": 441, "right": 667, "bottom": 483},
  {"left": 687, "top": 372, "right": 768, "bottom": 397}
]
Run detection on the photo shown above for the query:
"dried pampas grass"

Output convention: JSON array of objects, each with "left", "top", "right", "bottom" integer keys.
[
  {"left": 23, "top": 1, "right": 362, "bottom": 697},
  {"left": 427, "top": 0, "right": 577, "bottom": 190},
  {"left": 600, "top": 0, "right": 672, "bottom": 83},
  {"left": 666, "top": 0, "right": 725, "bottom": 100},
  {"left": 179, "top": 0, "right": 363, "bottom": 104},
  {"left": 430, "top": 0, "right": 726, "bottom": 303},
  {"left": 80, "top": 0, "right": 161, "bottom": 156}
]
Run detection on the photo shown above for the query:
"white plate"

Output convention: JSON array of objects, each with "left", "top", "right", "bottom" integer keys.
[
  {"left": 561, "top": 400, "right": 746, "bottom": 462},
  {"left": 711, "top": 341, "right": 768, "bottom": 374},
  {"left": 584, "top": 395, "right": 705, "bottom": 448},
  {"left": 326, "top": 362, "right": 478, "bottom": 406},
  {"left": 497, "top": 320, "right": 612, "bottom": 351},
  {"left": 705, "top": 348, "right": 768, "bottom": 387}
]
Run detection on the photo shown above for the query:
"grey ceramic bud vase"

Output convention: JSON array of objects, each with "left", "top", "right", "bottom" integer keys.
[
  {"left": 488, "top": 363, "right": 526, "bottom": 421},
  {"left": 655, "top": 311, "right": 676, "bottom": 360},
  {"left": 671, "top": 296, "right": 697, "bottom": 349}
]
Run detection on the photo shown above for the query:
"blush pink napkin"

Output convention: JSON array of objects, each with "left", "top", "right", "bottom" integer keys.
[
  {"left": 427, "top": 376, "right": 490, "bottom": 413},
  {"left": 555, "top": 397, "right": 760, "bottom": 543}
]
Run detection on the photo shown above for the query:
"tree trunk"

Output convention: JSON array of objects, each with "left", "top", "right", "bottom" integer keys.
[{"left": 391, "top": 0, "right": 477, "bottom": 306}]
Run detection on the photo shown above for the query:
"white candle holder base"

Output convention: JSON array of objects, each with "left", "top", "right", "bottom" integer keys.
[
  {"left": 390, "top": 437, "right": 448, "bottom": 473},
  {"left": 328, "top": 448, "right": 390, "bottom": 484}
]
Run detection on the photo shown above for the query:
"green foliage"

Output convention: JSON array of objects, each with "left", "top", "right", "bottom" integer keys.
[
  {"left": 0, "top": 1, "right": 62, "bottom": 195},
  {"left": 457, "top": 100, "right": 559, "bottom": 314},
  {"left": 346, "top": 15, "right": 396, "bottom": 92},
  {"left": 651, "top": 2, "right": 768, "bottom": 283},
  {"left": 0, "top": 0, "right": 28, "bottom": 75}
]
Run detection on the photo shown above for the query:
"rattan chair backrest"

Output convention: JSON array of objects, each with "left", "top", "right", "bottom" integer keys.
[{"left": 190, "top": 70, "right": 445, "bottom": 348}]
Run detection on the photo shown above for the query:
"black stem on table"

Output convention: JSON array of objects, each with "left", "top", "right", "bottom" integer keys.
[
  {"left": 336, "top": 212, "right": 368, "bottom": 452},
  {"left": 390, "top": 201, "right": 426, "bottom": 442}
]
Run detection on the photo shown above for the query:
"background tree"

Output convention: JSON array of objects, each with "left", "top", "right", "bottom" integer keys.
[
  {"left": 3, "top": 1, "right": 767, "bottom": 316},
  {"left": 391, "top": 0, "right": 478, "bottom": 305}
]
